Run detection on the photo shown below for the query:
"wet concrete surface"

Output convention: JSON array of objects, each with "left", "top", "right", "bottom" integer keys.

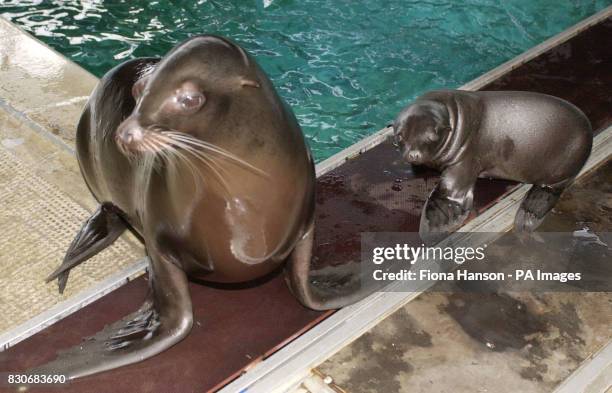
[
  {"left": 318, "top": 160, "right": 612, "bottom": 393},
  {"left": 0, "top": 17, "right": 144, "bottom": 333},
  {"left": 0, "top": 18, "right": 95, "bottom": 147}
]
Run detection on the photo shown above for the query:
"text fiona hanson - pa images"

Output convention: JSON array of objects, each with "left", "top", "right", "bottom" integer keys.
[{"left": 369, "top": 244, "right": 582, "bottom": 283}]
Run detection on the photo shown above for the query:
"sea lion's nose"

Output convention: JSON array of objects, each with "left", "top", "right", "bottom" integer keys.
[
  {"left": 116, "top": 117, "right": 145, "bottom": 151},
  {"left": 123, "top": 127, "right": 143, "bottom": 144}
]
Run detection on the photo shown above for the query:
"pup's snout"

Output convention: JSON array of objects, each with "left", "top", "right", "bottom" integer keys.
[{"left": 405, "top": 150, "right": 423, "bottom": 163}]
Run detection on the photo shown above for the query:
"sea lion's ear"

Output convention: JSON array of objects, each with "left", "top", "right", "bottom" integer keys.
[
  {"left": 436, "top": 124, "right": 452, "bottom": 134},
  {"left": 240, "top": 78, "right": 260, "bottom": 88},
  {"left": 429, "top": 102, "right": 450, "bottom": 133},
  {"left": 132, "top": 75, "right": 150, "bottom": 99}
]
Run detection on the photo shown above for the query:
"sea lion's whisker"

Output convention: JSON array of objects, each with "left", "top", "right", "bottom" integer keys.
[
  {"left": 151, "top": 132, "right": 231, "bottom": 194},
  {"left": 153, "top": 133, "right": 233, "bottom": 182},
  {"left": 117, "top": 141, "right": 134, "bottom": 162},
  {"left": 160, "top": 136, "right": 233, "bottom": 181},
  {"left": 161, "top": 131, "right": 269, "bottom": 178},
  {"left": 141, "top": 138, "right": 171, "bottom": 172},
  {"left": 165, "top": 132, "right": 253, "bottom": 166},
  {"left": 147, "top": 134, "right": 207, "bottom": 188},
  {"left": 143, "top": 134, "right": 171, "bottom": 158},
  {"left": 163, "top": 137, "right": 232, "bottom": 194},
  {"left": 161, "top": 132, "right": 233, "bottom": 159},
  {"left": 164, "top": 135, "right": 258, "bottom": 186},
  {"left": 147, "top": 125, "right": 232, "bottom": 172},
  {"left": 141, "top": 138, "right": 159, "bottom": 155},
  {"left": 171, "top": 148, "right": 207, "bottom": 187},
  {"left": 169, "top": 145, "right": 208, "bottom": 188}
]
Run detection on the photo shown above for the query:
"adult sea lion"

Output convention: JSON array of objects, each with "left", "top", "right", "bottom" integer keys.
[
  {"left": 393, "top": 90, "right": 592, "bottom": 244},
  {"left": 36, "top": 35, "right": 362, "bottom": 379}
]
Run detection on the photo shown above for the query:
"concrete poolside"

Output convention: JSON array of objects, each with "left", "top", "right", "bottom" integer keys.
[
  {"left": 0, "top": 7, "right": 611, "bottom": 393},
  {"left": 0, "top": 17, "right": 144, "bottom": 336}
]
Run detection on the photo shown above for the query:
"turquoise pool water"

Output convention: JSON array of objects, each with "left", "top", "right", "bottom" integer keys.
[{"left": 1, "top": 1, "right": 609, "bottom": 161}]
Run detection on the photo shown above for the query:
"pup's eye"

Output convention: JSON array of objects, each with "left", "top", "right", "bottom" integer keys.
[
  {"left": 176, "top": 92, "right": 205, "bottom": 112},
  {"left": 426, "top": 132, "right": 439, "bottom": 143}
]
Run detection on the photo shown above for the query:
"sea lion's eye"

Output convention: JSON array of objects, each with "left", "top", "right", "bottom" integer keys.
[
  {"left": 174, "top": 92, "right": 206, "bottom": 114},
  {"left": 163, "top": 82, "right": 206, "bottom": 115}
]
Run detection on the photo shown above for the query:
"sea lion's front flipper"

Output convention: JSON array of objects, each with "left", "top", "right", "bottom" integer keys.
[
  {"left": 31, "top": 250, "right": 193, "bottom": 379},
  {"left": 46, "top": 203, "right": 127, "bottom": 293},
  {"left": 285, "top": 222, "right": 380, "bottom": 311},
  {"left": 419, "top": 167, "right": 476, "bottom": 245},
  {"left": 514, "top": 182, "right": 567, "bottom": 232}
]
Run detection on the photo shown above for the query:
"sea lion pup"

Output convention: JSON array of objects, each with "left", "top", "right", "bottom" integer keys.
[
  {"left": 37, "top": 35, "right": 366, "bottom": 379},
  {"left": 393, "top": 90, "right": 592, "bottom": 244}
]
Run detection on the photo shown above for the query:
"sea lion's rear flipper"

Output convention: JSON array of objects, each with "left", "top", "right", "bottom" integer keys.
[
  {"left": 419, "top": 173, "right": 475, "bottom": 245},
  {"left": 46, "top": 203, "right": 127, "bottom": 293},
  {"left": 285, "top": 223, "right": 380, "bottom": 311},
  {"left": 515, "top": 182, "right": 567, "bottom": 232},
  {"left": 30, "top": 250, "right": 192, "bottom": 380}
]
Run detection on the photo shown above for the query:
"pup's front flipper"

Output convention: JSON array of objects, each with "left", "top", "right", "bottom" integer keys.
[
  {"left": 46, "top": 203, "right": 127, "bottom": 293},
  {"left": 514, "top": 182, "right": 567, "bottom": 232},
  {"left": 419, "top": 169, "right": 476, "bottom": 245},
  {"left": 30, "top": 249, "right": 192, "bottom": 380}
]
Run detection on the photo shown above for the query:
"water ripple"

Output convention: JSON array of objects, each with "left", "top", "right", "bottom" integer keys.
[{"left": 1, "top": 0, "right": 607, "bottom": 161}]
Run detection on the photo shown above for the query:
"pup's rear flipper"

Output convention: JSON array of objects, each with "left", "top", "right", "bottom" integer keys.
[
  {"left": 286, "top": 222, "right": 382, "bottom": 311},
  {"left": 514, "top": 182, "right": 567, "bottom": 232},
  {"left": 46, "top": 203, "right": 127, "bottom": 293},
  {"left": 30, "top": 250, "right": 193, "bottom": 380}
]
